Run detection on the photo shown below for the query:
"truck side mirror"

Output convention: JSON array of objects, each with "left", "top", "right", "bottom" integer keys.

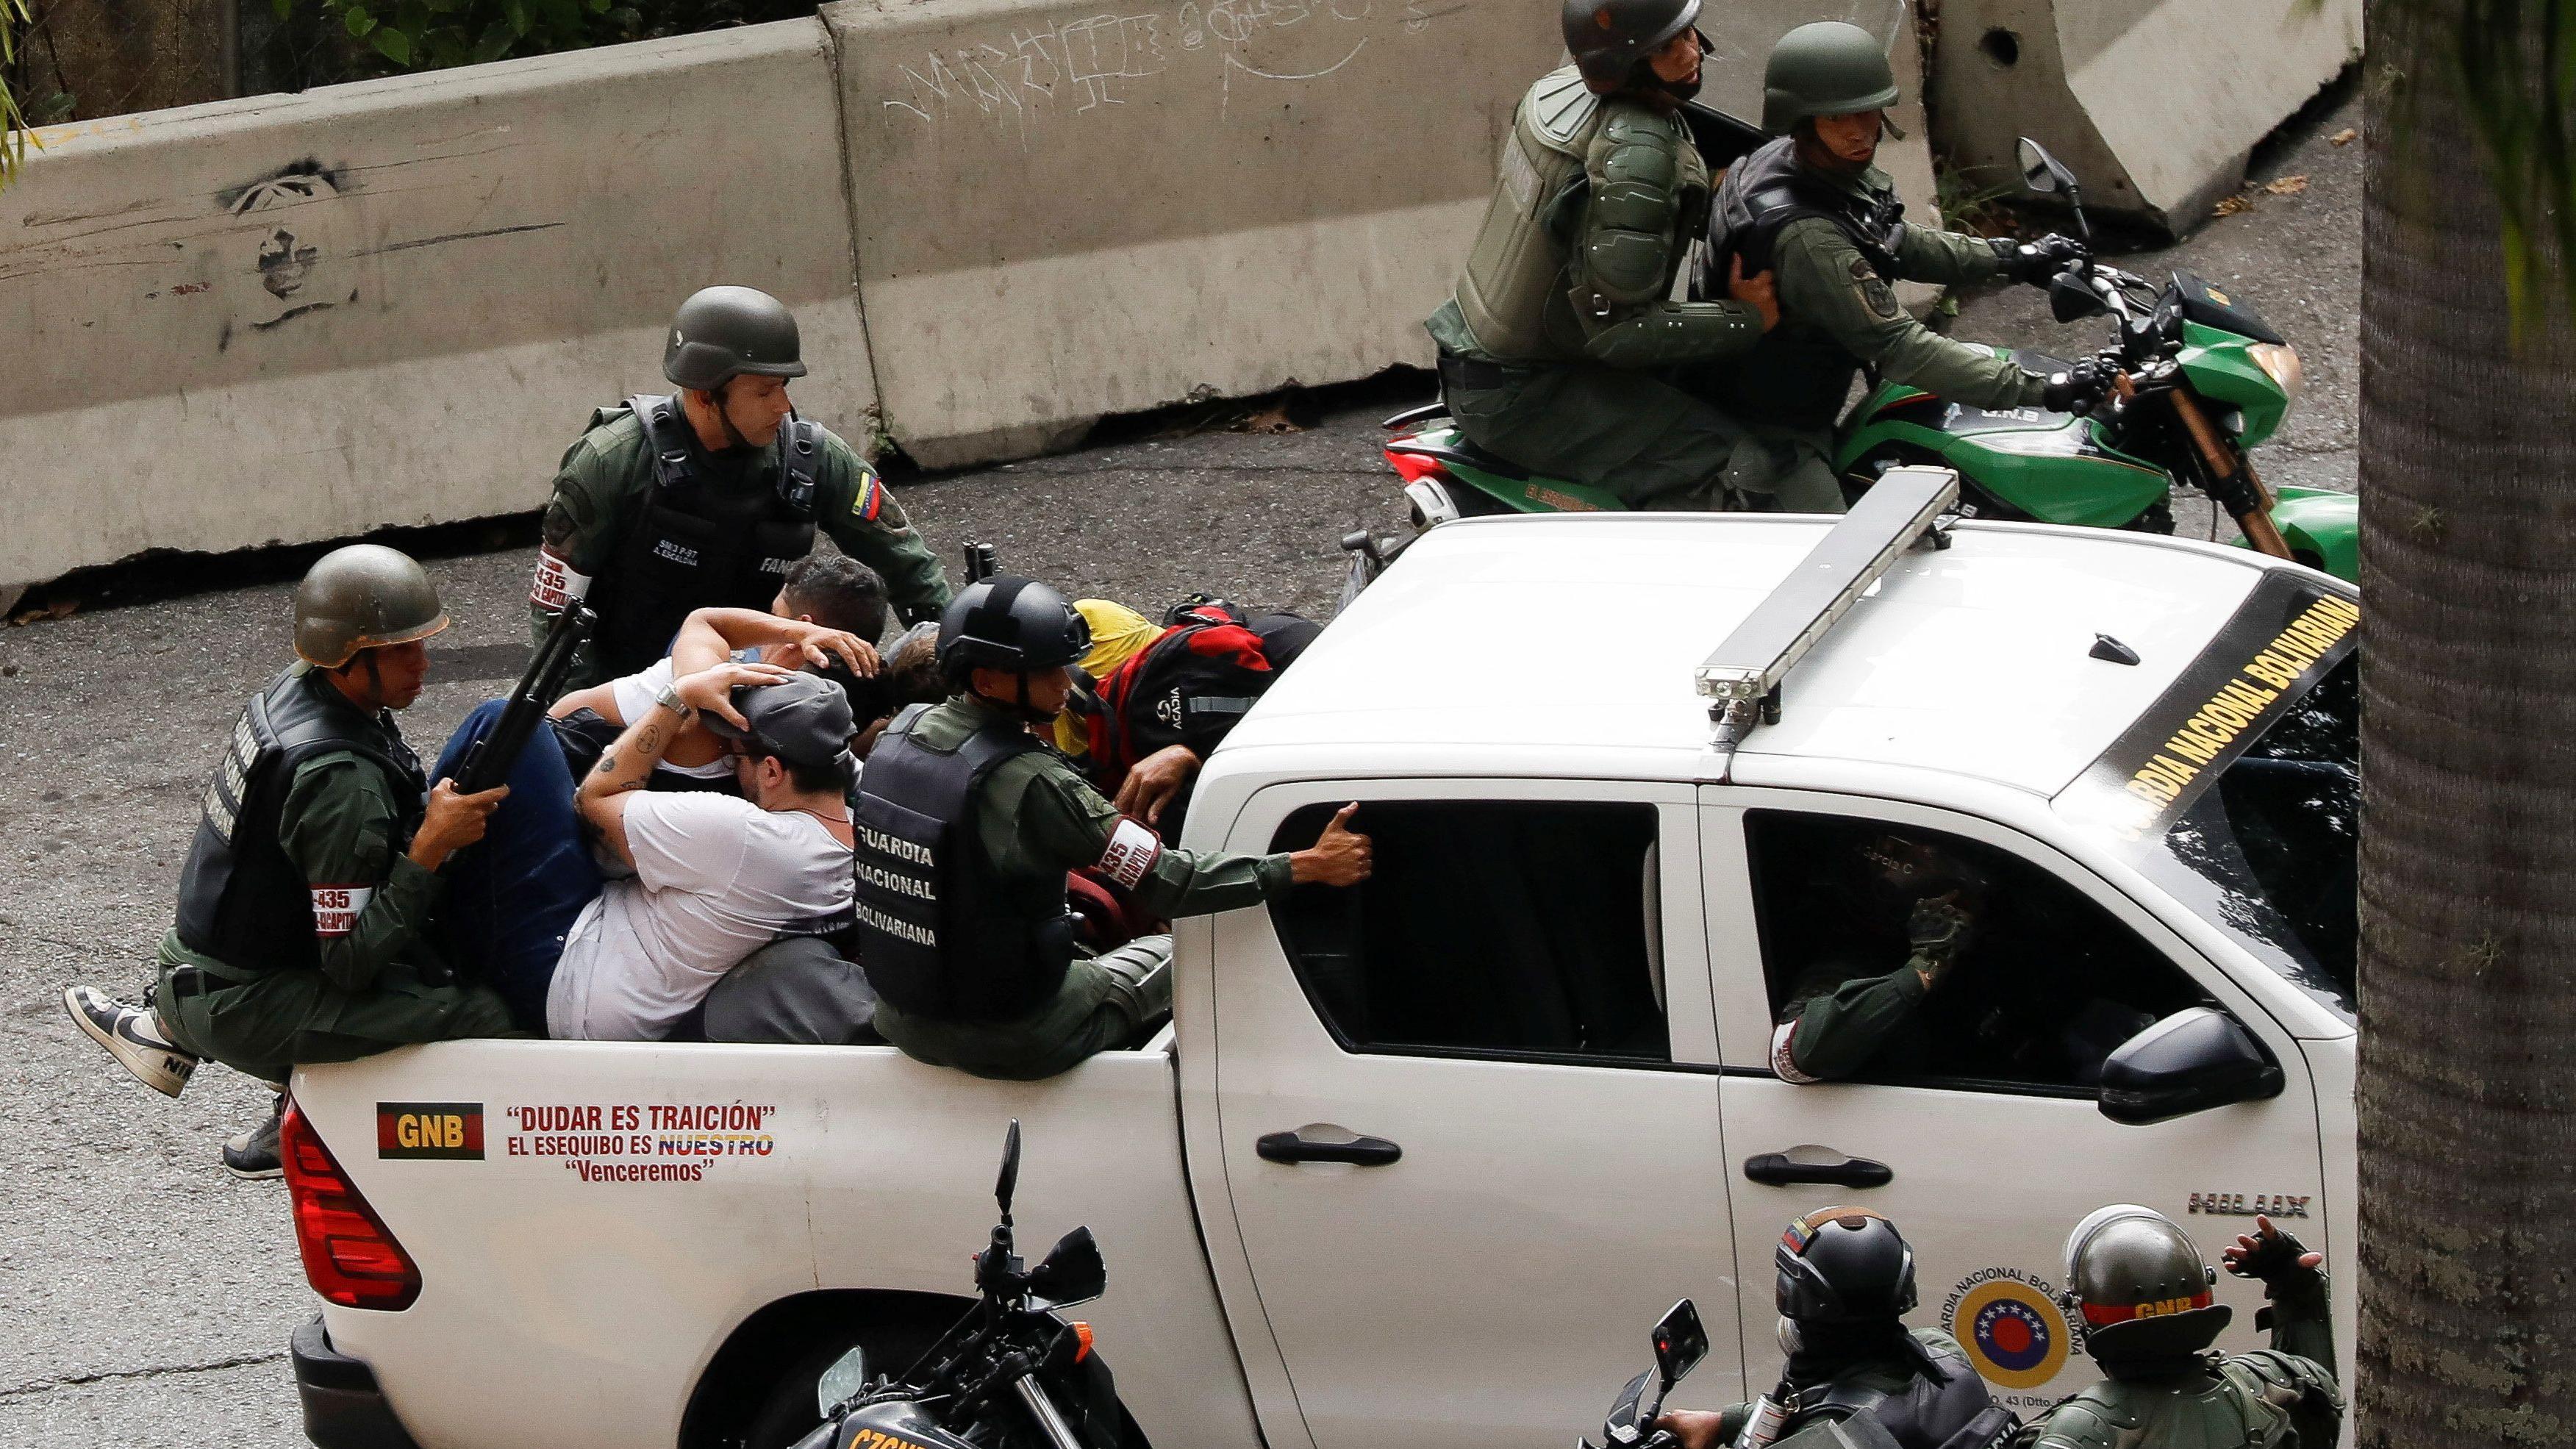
[{"left": 2097, "top": 1007, "right": 2283, "bottom": 1125}]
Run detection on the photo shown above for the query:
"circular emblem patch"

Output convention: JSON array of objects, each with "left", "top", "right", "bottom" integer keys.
[{"left": 1949, "top": 1279, "right": 2069, "bottom": 1389}]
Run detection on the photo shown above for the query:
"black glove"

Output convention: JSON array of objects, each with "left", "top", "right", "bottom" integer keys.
[
  {"left": 2041, "top": 359, "right": 2112, "bottom": 415},
  {"left": 1906, "top": 895, "right": 1975, "bottom": 983},
  {"left": 2224, "top": 1220, "right": 2320, "bottom": 1284},
  {"left": 2003, "top": 233, "right": 2089, "bottom": 285}
]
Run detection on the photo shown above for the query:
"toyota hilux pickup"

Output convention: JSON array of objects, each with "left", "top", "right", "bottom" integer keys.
[{"left": 282, "top": 470, "right": 2360, "bottom": 1449}]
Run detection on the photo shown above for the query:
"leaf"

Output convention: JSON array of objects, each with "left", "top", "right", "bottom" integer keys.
[
  {"left": 372, "top": 24, "right": 412, "bottom": 62},
  {"left": 2264, "top": 174, "right": 2310, "bottom": 196},
  {"left": 2330, "top": 126, "right": 2358, "bottom": 146},
  {"left": 271, "top": 0, "right": 293, "bottom": 18},
  {"left": 503, "top": 0, "right": 528, "bottom": 34},
  {"left": 2214, "top": 194, "right": 2254, "bottom": 216},
  {"left": 472, "top": 16, "right": 515, "bottom": 59},
  {"left": 343, "top": 4, "right": 376, "bottom": 35}
]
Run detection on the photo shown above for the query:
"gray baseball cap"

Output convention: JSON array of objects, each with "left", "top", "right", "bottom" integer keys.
[{"left": 702, "top": 670, "right": 856, "bottom": 770}]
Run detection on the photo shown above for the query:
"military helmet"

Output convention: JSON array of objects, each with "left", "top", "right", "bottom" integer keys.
[
  {"left": 1562, "top": 0, "right": 1701, "bottom": 93},
  {"left": 293, "top": 545, "right": 449, "bottom": 669},
  {"left": 662, "top": 285, "right": 809, "bottom": 392},
  {"left": 2060, "top": 1206, "right": 2232, "bottom": 1362},
  {"left": 937, "top": 577, "right": 1093, "bottom": 684},
  {"left": 1762, "top": 21, "right": 1901, "bottom": 135},
  {"left": 1776, "top": 1206, "right": 1918, "bottom": 1323}
]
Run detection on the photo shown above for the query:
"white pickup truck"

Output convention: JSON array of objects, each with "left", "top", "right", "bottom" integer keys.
[{"left": 282, "top": 472, "right": 2360, "bottom": 1449}]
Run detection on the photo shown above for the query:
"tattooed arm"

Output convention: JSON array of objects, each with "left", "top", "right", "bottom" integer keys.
[{"left": 576, "top": 657, "right": 793, "bottom": 866}]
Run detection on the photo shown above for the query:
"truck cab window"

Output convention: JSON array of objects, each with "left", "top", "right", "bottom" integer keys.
[
  {"left": 1746, "top": 811, "right": 2207, "bottom": 1092},
  {"left": 1268, "top": 801, "right": 1669, "bottom": 1062}
]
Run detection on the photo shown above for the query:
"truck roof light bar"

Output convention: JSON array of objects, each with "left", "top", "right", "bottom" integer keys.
[{"left": 1697, "top": 465, "right": 1960, "bottom": 754}]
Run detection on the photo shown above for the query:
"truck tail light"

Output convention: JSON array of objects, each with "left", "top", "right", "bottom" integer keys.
[{"left": 281, "top": 1102, "right": 421, "bottom": 1312}]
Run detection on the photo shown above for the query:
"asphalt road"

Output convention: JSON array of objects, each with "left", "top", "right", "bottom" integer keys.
[{"left": 0, "top": 82, "right": 2358, "bottom": 1446}]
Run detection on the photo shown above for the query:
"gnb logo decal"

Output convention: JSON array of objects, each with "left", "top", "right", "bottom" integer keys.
[{"left": 378, "top": 1102, "right": 485, "bottom": 1160}]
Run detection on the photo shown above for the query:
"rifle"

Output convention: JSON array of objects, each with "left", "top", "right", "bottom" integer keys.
[
  {"left": 450, "top": 599, "right": 596, "bottom": 796},
  {"left": 963, "top": 541, "right": 999, "bottom": 584}
]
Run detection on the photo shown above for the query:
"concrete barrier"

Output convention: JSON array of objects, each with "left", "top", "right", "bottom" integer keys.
[
  {"left": 1925, "top": 0, "right": 2361, "bottom": 232},
  {"left": 0, "top": 21, "right": 875, "bottom": 592},
  {"left": 0, "top": 0, "right": 1949, "bottom": 581}
]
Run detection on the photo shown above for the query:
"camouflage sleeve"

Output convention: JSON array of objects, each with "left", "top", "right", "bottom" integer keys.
[
  {"left": 2258, "top": 1265, "right": 2337, "bottom": 1369},
  {"left": 276, "top": 754, "right": 448, "bottom": 995},
  {"left": 1570, "top": 110, "right": 1767, "bottom": 368},
  {"left": 532, "top": 436, "right": 634, "bottom": 692},
  {"left": 1770, "top": 955, "right": 1932, "bottom": 1081},
  {"left": 1775, "top": 219, "right": 2050, "bottom": 409},
  {"left": 1889, "top": 223, "right": 2015, "bottom": 287},
  {"left": 815, "top": 434, "right": 954, "bottom": 627},
  {"left": 990, "top": 753, "right": 1292, "bottom": 918}
]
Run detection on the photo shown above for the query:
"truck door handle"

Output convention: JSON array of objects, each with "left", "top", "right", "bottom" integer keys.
[
  {"left": 1742, "top": 1151, "right": 1893, "bottom": 1189},
  {"left": 1257, "top": 1131, "right": 1403, "bottom": 1167}
]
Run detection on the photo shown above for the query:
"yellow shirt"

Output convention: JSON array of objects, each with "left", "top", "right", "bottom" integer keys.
[{"left": 1052, "top": 599, "right": 1164, "bottom": 756}]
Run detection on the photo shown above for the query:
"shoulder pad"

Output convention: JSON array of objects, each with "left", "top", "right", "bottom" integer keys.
[
  {"left": 2231, "top": 1350, "right": 2345, "bottom": 1405},
  {"left": 1525, "top": 65, "right": 1600, "bottom": 151},
  {"left": 1596, "top": 99, "right": 1684, "bottom": 153},
  {"left": 2025, "top": 1398, "right": 2129, "bottom": 1449}
]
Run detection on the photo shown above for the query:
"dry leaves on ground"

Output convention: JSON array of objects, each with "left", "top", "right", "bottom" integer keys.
[
  {"left": 2331, "top": 127, "right": 2358, "bottom": 146},
  {"left": 2264, "top": 175, "right": 2310, "bottom": 196},
  {"left": 1232, "top": 401, "right": 1303, "bottom": 434},
  {"left": 2214, "top": 195, "right": 2255, "bottom": 216}
]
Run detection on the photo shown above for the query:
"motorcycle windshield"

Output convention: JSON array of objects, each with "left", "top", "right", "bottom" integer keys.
[{"left": 2055, "top": 574, "right": 2359, "bottom": 1021}]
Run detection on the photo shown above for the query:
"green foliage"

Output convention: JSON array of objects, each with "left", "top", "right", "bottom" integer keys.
[
  {"left": 2386, "top": 0, "right": 2576, "bottom": 327},
  {"left": 0, "top": 0, "right": 35, "bottom": 192},
  {"left": 278, "top": 0, "right": 624, "bottom": 74}
]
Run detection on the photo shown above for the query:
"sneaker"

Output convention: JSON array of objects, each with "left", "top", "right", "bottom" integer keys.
[
  {"left": 63, "top": 985, "right": 198, "bottom": 1098},
  {"left": 223, "top": 1096, "right": 285, "bottom": 1180}
]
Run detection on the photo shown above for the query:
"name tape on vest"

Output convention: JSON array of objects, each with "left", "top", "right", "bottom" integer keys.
[
  {"left": 856, "top": 860, "right": 938, "bottom": 901},
  {"left": 531, "top": 547, "right": 595, "bottom": 613},
  {"left": 311, "top": 884, "right": 375, "bottom": 937},
  {"left": 856, "top": 900, "right": 937, "bottom": 947},
  {"left": 1097, "top": 818, "right": 1162, "bottom": 890}
]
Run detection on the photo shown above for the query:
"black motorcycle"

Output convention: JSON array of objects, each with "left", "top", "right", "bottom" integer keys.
[
  {"left": 787, "top": 1123, "right": 1133, "bottom": 1449},
  {"left": 1579, "top": 1298, "right": 1714, "bottom": 1449}
]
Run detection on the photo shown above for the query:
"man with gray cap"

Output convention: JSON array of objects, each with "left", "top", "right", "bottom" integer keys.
[
  {"left": 530, "top": 285, "right": 951, "bottom": 690},
  {"left": 548, "top": 658, "right": 860, "bottom": 1040}
]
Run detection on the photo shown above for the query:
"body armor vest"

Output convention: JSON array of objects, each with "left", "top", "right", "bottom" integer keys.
[
  {"left": 1696, "top": 135, "right": 1911, "bottom": 433},
  {"left": 173, "top": 667, "right": 426, "bottom": 974},
  {"left": 1453, "top": 68, "right": 1611, "bottom": 362},
  {"left": 595, "top": 394, "right": 823, "bottom": 679},
  {"left": 1787, "top": 1337, "right": 2014, "bottom": 1449},
  {"left": 851, "top": 705, "right": 1076, "bottom": 1022}
]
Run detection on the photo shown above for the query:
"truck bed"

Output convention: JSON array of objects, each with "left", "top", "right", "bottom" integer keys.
[{"left": 294, "top": 1033, "right": 1261, "bottom": 1449}]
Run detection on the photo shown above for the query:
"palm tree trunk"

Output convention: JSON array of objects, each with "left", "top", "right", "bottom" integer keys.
[{"left": 2358, "top": 0, "right": 2576, "bottom": 1441}]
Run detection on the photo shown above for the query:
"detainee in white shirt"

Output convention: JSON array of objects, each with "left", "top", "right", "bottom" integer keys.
[{"left": 551, "top": 665, "right": 859, "bottom": 1040}]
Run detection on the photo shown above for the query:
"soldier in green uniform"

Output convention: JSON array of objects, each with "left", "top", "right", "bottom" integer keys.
[
  {"left": 2024, "top": 1208, "right": 2341, "bottom": 1449},
  {"left": 532, "top": 285, "right": 951, "bottom": 691},
  {"left": 1425, "top": 0, "right": 1784, "bottom": 509},
  {"left": 65, "top": 546, "right": 518, "bottom": 1176},
  {"left": 1768, "top": 832, "right": 1981, "bottom": 1084},
  {"left": 1657, "top": 1208, "right": 2014, "bottom": 1449},
  {"left": 1691, "top": 21, "right": 2100, "bottom": 509},
  {"left": 851, "top": 576, "right": 1375, "bottom": 1080}
]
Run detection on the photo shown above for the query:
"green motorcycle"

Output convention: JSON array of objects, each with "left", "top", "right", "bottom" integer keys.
[{"left": 1364, "top": 136, "right": 2356, "bottom": 586}]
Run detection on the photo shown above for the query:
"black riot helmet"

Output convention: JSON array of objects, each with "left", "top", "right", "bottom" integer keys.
[
  {"left": 1561, "top": 0, "right": 1701, "bottom": 94},
  {"left": 937, "top": 577, "right": 1092, "bottom": 687},
  {"left": 1776, "top": 1207, "right": 1918, "bottom": 1323},
  {"left": 663, "top": 286, "right": 809, "bottom": 392}
]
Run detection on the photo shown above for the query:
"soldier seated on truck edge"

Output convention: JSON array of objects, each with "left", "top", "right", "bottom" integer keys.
[
  {"left": 65, "top": 546, "right": 518, "bottom": 1180},
  {"left": 854, "top": 575, "right": 1376, "bottom": 1081}
]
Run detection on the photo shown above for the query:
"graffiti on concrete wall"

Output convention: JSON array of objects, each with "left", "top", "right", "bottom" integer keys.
[
  {"left": 216, "top": 160, "right": 357, "bottom": 334},
  {"left": 884, "top": 0, "right": 1437, "bottom": 143}
]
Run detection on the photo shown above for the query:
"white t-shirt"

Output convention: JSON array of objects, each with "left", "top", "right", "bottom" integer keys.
[
  {"left": 608, "top": 659, "right": 734, "bottom": 785},
  {"left": 546, "top": 792, "right": 855, "bottom": 1040}
]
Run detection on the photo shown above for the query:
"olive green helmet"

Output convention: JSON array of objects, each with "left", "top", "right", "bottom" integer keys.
[
  {"left": 293, "top": 545, "right": 449, "bottom": 668},
  {"left": 1762, "top": 21, "right": 1902, "bottom": 135},
  {"left": 1561, "top": 0, "right": 1700, "bottom": 93},
  {"left": 2060, "top": 1206, "right": 2231, "bottom": 1364},
  {"left": 662, "top": 285, "right": 809, "bottom": 393}
]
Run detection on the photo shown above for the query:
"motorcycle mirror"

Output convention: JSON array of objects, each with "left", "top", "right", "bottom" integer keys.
[
  {"left": 2050, "top": 273, "right": 2110, "bottom": 323},
  {"left": 815, "top": 1345, "right": 867, "bottom": 1419},
  {"left": 1028, "top": 1226, "right": 1109, "bottom": 1305},
  {"left": 1649, "top": 1298, "right": 1710, "bottom": 1394},
  {"left": 2016, "top": 135, "right": 2093, "bottom": 244},
  {"left": 995, "top": 1119, "right": 1023, "bottom": 1220}
]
